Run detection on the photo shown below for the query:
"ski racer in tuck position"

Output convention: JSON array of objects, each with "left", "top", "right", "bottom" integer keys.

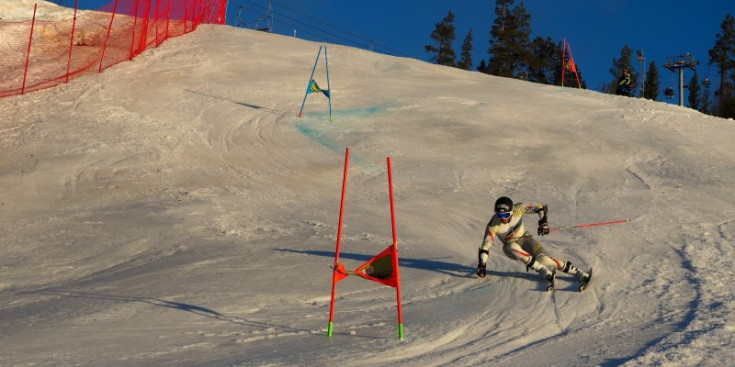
[{"left": 477, "top": 196, "right": 591, "bottom": 288}]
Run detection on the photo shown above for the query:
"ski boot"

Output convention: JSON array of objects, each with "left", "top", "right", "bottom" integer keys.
[
  {"left": 526, "top": 256, "right": 555, "bottom": 291},
  {"left": 477, "top": 262, "right": 487, "bottom": 278},
  {"left": 563, "top": 261, "right": 592, "bottom": 291}
]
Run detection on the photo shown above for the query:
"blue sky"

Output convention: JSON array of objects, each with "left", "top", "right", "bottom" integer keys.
[
  {"left": 226, "top": 0, "right": 731, "bottom": 99},
  {"left": 62, "top": 0, "right": 732, "bottom": 100}
]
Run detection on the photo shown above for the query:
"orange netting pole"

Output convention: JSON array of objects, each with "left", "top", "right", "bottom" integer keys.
[
  {"left": 129, "top": 0, "right": 141, "bottom": 60},
  {"left": 139, "top": 0, "right": 152, "bottom": 55},
  {"left": 165, "top": 0, "right": 171, "bottom": 42},
  {"left": 191, "top": 0, "right": 198, "bottom": 30},
  {"left": 183, "top": 0, "right": 188, "bottom": 32},
  {"left": 65, "top": 0, "right": 79, "bottom": 83},
  {"left": 22, "top": 3, "right": 38, "bottom": 95},
  {"left": 153, "top": 0, "right": 159, "bottom": 44},
  {"left": 99, "top": 0, "right": 119, "bottom": 73}
]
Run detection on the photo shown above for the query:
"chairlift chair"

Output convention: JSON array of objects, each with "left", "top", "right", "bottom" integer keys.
[{"left": 664, "top": 87, "right": 675, "bottom": 99}]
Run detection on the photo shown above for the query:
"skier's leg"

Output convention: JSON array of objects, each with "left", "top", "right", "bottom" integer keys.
[
  {"left": 504, "top": 241, "right": 553, "bottom": 280},
  {"left": 520, "top": 236, "right": 590, "bottom": 282},
  {"left": 518, "top": 236, "right": 562, "bottom": 269},
  {"left": 502, "top": 241, "right": 530, "bottom": 263}
]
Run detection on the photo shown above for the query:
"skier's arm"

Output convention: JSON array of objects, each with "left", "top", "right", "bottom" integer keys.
[
  {"left": 528, "top": 204, "right": 550, "bottom": 236},
  {"left": 478, "top": 221, "right": 495, "bottom": 264},
  {"left": 522, "top": 204, "right": 546, "bottom": 217}
]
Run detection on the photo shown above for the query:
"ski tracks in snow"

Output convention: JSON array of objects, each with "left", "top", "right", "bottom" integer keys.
[{"left": 621, "top": 221, "right": 735, "bottom": 366}]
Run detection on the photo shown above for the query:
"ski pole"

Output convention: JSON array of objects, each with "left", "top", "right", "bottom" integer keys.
[{"left": 550, "top": 219, "right": 630, "bottom": 232}]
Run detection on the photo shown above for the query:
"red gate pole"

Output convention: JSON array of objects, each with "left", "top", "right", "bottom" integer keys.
[
  {"left": 65, "top": 0, "right": 79, "bottom": 83},
  {"left": 129, "top": 0, "right": 141, "bottom": 60},
  {"left": 99, "top": 0, "right": 119, "bottom": 73},
  {"left": 327, "top": 148, "right": 350, "bottom": 338},
  {"left": 561, "top": 38, "right": 567, "bottom": 87},
  {"left": 386, "top": 157, "right": 404, "bottom": 341},
  {"left": 327, "top": 147, "right": 350, "bottom": 338},
  {"left": 22, "top": 3, "right": 38, "bottom": 95},
  {"left": 566, "top": 41, "right": 582, "bottom": 88}
]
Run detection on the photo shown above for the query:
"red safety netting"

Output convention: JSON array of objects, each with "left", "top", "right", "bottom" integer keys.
[{"left": 0, "top": 0, "right": 228, "bottom": 98}]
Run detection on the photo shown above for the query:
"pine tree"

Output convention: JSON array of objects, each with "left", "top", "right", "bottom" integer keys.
[
  {"left": 687, "top": 72, "right": 701, "bottom": 110},
  {"left": 458, "top": 30, "right": 474, "bottom": 70},
  {"left": 487, "top": 0, "right": 532, "bottom": 78},
  {"left": 574, "top": 70, "right": 588, "bottom": 89},
  {"left": 719, "top": 93, "right": 735, "bottom": 118},
  {"left": 608, "top": 44, "right": 637, "bottom": 95},
  {"left": 477, "top": 59, "right": 487, "bottom": 72},
  {"left": 601, "top": 82, "right": 611, "bottom": 94},
  {"left": 425, "top": 11, "right": 458, "bottom": 67},
  {"left": 701, "top": 77, "right": 712, "bottom": 114},
  {"left": 527, "top": 36, "right": 559, "bottom": 84},
  {"left": 708, "top": 14, "right": 735, "bottom": 117},
  {"left": 643, "top": 60, "right": 661, "bottom": 101}
]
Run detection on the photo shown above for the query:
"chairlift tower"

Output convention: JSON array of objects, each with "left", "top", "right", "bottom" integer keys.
[
  {"left": 664, "top": 53, "right": 699, "bottom": 106},
  {"left": 637, "top": 50, "right": 645, "bottom": 97},
  {"left": 235, "top": 7, "right": 249, "bottom": 28},
  {"left": 253, "top": 0, "right": 273, "bottom": 33}
]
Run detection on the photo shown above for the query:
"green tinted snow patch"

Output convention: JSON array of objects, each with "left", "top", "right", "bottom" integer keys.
[
  {"left": 294, "top": 122, "right": 338, "bottom": 151},
  {"left": 339, "top": 104, "right": 382, "bottom": 117},
  {"left": 293, "top": 121, "right": 374, "bottom": 169},
  {"left": 293, "top": 103, "right": 390, "bottom": 168},
  {"left": 298, "top": 103, "right": 389, "bottom": 120}
]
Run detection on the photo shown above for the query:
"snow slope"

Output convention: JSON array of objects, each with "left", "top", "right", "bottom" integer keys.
[
  {"left": 0, "top": 0, "right": 74, "bottom": 21},
  {"left": 1, "top": 23, "right": 735, "bottom": 367}
]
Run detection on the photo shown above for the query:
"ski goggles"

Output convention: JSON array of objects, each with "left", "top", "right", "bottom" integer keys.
[{"left": 495, "top": 211, "right": 511, "bottom": 219}]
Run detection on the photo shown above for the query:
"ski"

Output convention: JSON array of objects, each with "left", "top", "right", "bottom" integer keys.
[{"left": 578, "top": 267, "right": 593, "bottom": 292}]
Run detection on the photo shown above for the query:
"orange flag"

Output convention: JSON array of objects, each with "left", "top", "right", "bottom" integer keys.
[
  {"left": 333, "top": 263, "right": 350, "bottom": 283},
  {"left": 353, "top": 245, "right": 398, "bottom": 287}
]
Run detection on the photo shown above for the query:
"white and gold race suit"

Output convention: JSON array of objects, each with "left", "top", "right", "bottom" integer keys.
[{"left": 478, "top": 203, "right": 564, "bottom": 270}]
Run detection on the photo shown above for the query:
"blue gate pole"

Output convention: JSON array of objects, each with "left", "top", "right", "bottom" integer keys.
[
  {"left": 298, "top": 45, "right": 322, "bottom": 117},
  {"left": 325, "top": 44, "right": 333, "bottom": 121}
]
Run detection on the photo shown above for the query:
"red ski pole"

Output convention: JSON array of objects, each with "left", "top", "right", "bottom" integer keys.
[{"left": 550, "top": 219, "right": 630, "bottom": 232}]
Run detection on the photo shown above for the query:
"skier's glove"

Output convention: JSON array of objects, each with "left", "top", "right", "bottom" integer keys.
[
  {"left": 477, "top": 262, "right": 487, "bottom": 278},
  {"left": 538, "top": 220, "right": 550, "bottom": 236}
]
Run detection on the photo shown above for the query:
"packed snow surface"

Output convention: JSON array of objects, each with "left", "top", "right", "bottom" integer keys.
[
  {"left": 0, "top": 0, "right": 74, "bottom": 21},
  {"left": 1, "top": 17, "right": 735, "bottom": 367}
]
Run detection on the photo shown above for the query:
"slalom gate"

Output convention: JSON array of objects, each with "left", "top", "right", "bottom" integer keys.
[
  {"left": 0, "top": 0, "right": 228, "bottom": 98},
  {"left": 328, "top": 148, "right": 405, "bottom": 340}
]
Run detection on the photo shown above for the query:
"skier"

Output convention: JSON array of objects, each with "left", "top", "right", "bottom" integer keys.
[
  {"left": 476, "top": 196, "right": 591, "bottom": 287},
  {"left": 615, "top": 68, "right": 632, "bottom": 96}
]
